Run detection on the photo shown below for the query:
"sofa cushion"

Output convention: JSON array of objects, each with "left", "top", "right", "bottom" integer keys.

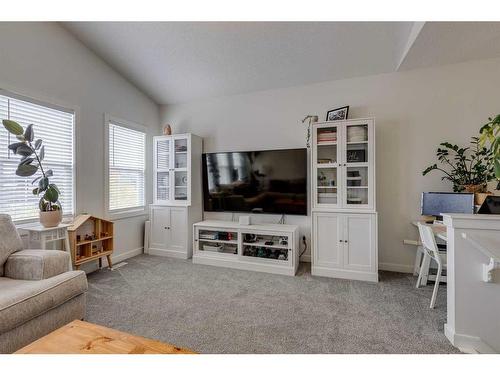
[
  {"left": 5, "top": 250, "right": 70, "bottom": 280},
  {"left": 0, "top": 270, "right": 87, "bottom": 334},
  {"left": 0, "top": 214, "right": 24, "bottom": 277}
]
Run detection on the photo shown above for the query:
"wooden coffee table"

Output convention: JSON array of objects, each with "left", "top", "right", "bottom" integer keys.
[{"left": 15, "top": 320, "right": 195, "bottom": 354}]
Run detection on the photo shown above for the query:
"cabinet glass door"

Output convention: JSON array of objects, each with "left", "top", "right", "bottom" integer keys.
[
  {"left": 173, "top": 137, "right": 189, "bottom": 202},
  {"left": 314, "top": 124, "right": 341, "bottom": 208},
  {"left": 155, "top": 138, "right": 171, "bottom": 203},
  {"left": 343, "top": 122, "right": 371, "bottom": 208}
]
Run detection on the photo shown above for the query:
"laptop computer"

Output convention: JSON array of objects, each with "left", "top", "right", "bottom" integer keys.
[{"left": 478, "top": 195, "right": 500, "bottom": 214}]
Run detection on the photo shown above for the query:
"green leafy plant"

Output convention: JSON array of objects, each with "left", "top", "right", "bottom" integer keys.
[
  {"left": 422, "top": 137, "right": 494, "bottom": 192},
  {"left": 2, "top": 119, "right": 61, "bottom": 212},
  {"left": 479, "top": 114, "right": 500, "bottom": 186}
]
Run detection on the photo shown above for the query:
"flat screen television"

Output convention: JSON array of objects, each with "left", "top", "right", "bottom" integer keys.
[{"left": 202, "top": 148, "right": 307, "bottom": 215}]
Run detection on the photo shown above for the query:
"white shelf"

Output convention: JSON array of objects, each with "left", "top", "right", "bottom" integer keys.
[
  {"left": 243, "top": 240, "right": 289, "bottom": 250},
  {"left": 346, "top": 162, "right": 368, "bottom": 167},
  {"left": 316, "top": 163, "right": 338, "bottom": 168},
  {"left": 198, "top": 238, "right": 238, "bottom": 245},
  {"left": 347, "top": 140, "right": 368, "bottom": 144},
  {"left": 200, "top": 248, "right": 237, "bottom": 256},
  {"left": 317, "top": 186, "right": 337, "bottom": 189},
  {"left": 241, "top": 254, "right": 289, "bottom": 264},
  {"left": 317, "top": 141, "right": 337, "bottom": 146},
  {"left": 347, "top": 186, "right": 368, "bottom": 189}
]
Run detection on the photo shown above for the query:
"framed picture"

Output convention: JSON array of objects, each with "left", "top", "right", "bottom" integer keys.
[
  {"left": 326, "top": 106, "right": 349, "bottom": 121},
  {"left": 346, "top": 149, "right": 365, "bottom": 163}
]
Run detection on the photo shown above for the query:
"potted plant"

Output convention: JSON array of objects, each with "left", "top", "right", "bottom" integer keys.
[
  {"left": 2, "top": 119, "right": 62, "bottom": 227},
  {"left": 479, "top": 114, "right": 500, "bottom": 189},
  {"left": 422, "top": 137, "right": 494, "bottom": 205}
]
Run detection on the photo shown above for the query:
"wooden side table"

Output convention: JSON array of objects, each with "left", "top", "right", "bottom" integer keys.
[{"left": 16, "top": 222, "right": 73, "bottom": 270}]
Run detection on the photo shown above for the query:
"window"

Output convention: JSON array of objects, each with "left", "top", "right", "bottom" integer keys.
[
  {"left": 0, "top": 91, "right": 74, "bottom": 222},
  {"left": 107, "top": 119, "right": 146, "bottom": 214}
]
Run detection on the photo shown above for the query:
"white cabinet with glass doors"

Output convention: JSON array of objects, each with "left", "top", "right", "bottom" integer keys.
[
  {"left": 149, "top": 133, "right": 203, "bottom": 259},
  {"left": 311, "top": 118, "right": 378, "bottom": 282}
]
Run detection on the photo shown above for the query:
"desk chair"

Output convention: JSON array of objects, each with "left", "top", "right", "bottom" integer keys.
[{"left": 416, "top": 223, "right": 447, "bottom": 308}]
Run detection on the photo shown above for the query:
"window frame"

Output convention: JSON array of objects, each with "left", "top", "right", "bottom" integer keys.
[
  {"left": 0, "top": 87, "right": 78, "bottom": 224},
  {"left": 104, "top": 114, "right": 148, "bottom": 220}
]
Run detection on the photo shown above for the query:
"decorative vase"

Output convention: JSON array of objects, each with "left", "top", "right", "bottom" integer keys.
[
  {"left": 463, "top": 184, "right": 485, "bottom": 194},
  {"left": 163, "top": 124, "right": 172, "bottom": 135},
  {"left": 39, "top": 210, "right": 62, "bottom": 228},
  {"left": 474, "top": 192, "right": 491, "bottom": 206}
]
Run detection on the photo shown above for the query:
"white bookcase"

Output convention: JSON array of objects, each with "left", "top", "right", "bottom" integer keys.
[
  {"left": 311, "top": 118, "right": 378, "bottom": 282},
  {"left": 148, "top": 134, "right": 203, "bottom": 259},
  {"left": 192, "top": 220, "right": 300, "bottom": 276}
]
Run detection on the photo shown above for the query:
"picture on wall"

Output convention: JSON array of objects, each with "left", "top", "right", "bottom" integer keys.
[{"left": 326, "top": 106, "right": 349, "bottom": 121}]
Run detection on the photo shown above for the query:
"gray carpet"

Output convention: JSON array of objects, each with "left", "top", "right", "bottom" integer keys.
[{"left": 85, "top": 254, "right": 460, "bottom": 353}]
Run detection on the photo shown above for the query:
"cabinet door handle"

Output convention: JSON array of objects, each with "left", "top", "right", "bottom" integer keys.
[
  {"left": 339, "top": 239, "right": 343, "bottom": 243},
  {"left": 345, "top": 240, "right": 348, "bottom": 243},
  {"left": 164, "top": 226, "right": 170, "bottom": 230}
]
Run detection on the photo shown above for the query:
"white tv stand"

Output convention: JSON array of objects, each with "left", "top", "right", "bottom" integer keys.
[{"left": 192, "top": 220, "right": 300, "bottom": 276}]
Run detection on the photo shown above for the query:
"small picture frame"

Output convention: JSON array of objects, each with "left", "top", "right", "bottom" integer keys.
[
  {"left": 326, "top": 106, "right": 349, "bottom": 121},
  {"left": 347, "top": 149, "right": 366, "bottom": 163}
]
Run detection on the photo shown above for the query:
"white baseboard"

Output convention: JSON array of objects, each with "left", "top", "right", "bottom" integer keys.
[
  {"left": 379, "top": 262, "right": 414, "bottom": 274},
  {"left": 147, "top": 248, "right": 190, "bottom": 259},
  {"left": 312, "top": 266, "right": 378, "bottom": 282},
  {"left": 111, "top": 247, "right": 143, "bottom": 264},
  {"left": 444, "top": 323, "right": 497, "bottom": 354}
]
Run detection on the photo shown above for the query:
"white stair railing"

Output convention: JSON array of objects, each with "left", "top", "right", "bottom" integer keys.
[{"left": 461, "top": 232, "right": 500, "bottom": 283}]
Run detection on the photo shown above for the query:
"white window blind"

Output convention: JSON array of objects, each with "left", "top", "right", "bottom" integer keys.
[
  {"left": 0, "top": 92, "right": 74, "bottom": 222},
  {"left": 108, "top": 121, "right": 146, "bottom": 212}
]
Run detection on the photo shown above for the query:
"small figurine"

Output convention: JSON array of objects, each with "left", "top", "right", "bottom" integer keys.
[{"left": 163, "top": 124, "right": 172, "bottom": 135}]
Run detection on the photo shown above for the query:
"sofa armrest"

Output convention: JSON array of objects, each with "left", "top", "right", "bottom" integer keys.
[{"left": 4, "top": 250, "right": 70, "bottom": 280}]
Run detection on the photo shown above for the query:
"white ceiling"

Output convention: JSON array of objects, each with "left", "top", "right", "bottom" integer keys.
[
  {"left": 62, "top": 22, "right": 500, "bottom": 105},
  {"left": 398, "top": 22, "right": 500, "bottom": 70}
]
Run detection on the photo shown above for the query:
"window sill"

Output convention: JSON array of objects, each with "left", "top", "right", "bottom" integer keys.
[{"left": 107, "top": 208, "right": 148, "bottom": 221}]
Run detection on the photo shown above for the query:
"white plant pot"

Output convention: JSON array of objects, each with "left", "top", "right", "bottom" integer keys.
[{"left": 39, "top": 210, "right": 62, "bottom": 228}]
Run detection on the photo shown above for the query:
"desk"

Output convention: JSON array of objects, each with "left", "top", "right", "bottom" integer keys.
[
  {"left": 411, "top": 221, "right": 447, "bottom": 241},
  {"left": 410, "top": 221, "right": 447, "bottom": 285},
  {"left": 16, "top": 222, "right": 72, "bottom": 270}
]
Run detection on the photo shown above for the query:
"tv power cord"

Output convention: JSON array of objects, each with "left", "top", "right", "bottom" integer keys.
[{"left": 300, "top": 236, "right": 307, "bottom": 258}]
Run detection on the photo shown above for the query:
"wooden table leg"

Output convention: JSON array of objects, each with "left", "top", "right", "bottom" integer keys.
[{"left": 106, "top": 254, "right": 113, "bottom": 269}]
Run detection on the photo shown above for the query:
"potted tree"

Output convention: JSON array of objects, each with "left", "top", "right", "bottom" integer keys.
[
  {"left": 479, "top": 114, "right": 500, "bottom": 189},
  {"left": 423, "top": 137, "right": 494, "bottom": 205},
  {"left": 2, "top": 119, "right": 63, "bottom": 227}
]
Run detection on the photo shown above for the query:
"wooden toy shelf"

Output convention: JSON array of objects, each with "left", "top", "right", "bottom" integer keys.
[{"left": 68, "top": 215, "right": 114, "bottom": 270}]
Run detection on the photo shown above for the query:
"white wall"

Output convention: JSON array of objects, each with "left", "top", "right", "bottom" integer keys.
[
  {"left": 160, "top": 57, "right": 500, "bottom": 270},
  {"left": 0, "top": 22, "right": 160, "bottom": 264}
]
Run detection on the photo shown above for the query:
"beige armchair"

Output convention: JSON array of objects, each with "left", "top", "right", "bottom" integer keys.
[{"left": 0, "top": 214, "right": 87, "bottom": 353}]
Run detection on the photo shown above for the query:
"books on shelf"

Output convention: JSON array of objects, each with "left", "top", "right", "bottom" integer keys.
[
  {"left": 317, "top": 130, "right": 337, "bottom": 143},
  {"left": 347, "top": 126, "right": 367, "bottom": 142}
]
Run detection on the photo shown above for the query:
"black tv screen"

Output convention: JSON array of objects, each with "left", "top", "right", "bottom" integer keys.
[{"left": 202, "top": 148, "right": 307, "bottom": 215}]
